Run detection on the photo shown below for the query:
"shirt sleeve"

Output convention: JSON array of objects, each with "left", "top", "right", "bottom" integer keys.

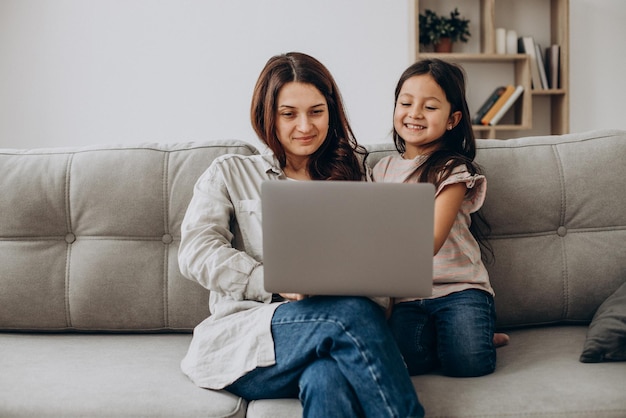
[
  {"left": 436, "top": 164, "right": 487, "bottom": 213},
  {"left": 372, "top": 155, "right": 391, "bottom": 182},
  {"left": 178, "top": 161, "right": 271, "bottom": 303}
]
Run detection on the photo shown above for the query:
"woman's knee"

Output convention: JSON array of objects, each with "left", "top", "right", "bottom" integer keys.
[{"left": 317, "top": 296, "right": 386, "bottom": 329}]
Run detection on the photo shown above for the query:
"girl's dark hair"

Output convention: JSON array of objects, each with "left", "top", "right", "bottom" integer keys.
[
  {"left": 393, "top": 58, "right": 493, "bottom": 261},
  {"left": 251, "top": 52, "right": 367, "bottom": 180}
]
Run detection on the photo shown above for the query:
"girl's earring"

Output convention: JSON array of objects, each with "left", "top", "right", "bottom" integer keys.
[{"left": 447, "top": 124, "right": 453, "bottom": 130}]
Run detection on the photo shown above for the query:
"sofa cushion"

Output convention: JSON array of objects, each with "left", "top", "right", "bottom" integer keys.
[
  {"left": 580, "top": 280, "right": 626, "bottom": 362},
  {"left": 245, "top": 326, "right": 626, "bottom": 418},
  {"left": 0, "top": 141, "right": 258, "bottom": 331},
  {"left": 367, "top": 130, "right": 626, "bottom": 328},
  {"left": 0, "top": 333, "right": 246, "bottom": 417}
]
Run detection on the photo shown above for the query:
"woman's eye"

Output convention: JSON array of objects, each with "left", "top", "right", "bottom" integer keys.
[{"left": 280, "top": 112, "right": 294, "bottom": 118}]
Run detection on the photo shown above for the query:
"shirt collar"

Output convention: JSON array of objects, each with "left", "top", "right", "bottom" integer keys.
[{"left": 260, "top": 147, "right": 284, "bottom": 176}]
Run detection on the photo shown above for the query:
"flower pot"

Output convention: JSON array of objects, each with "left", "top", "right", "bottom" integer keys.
[{"left": 434, "top": 37, "right": 453, "bottom": 53}]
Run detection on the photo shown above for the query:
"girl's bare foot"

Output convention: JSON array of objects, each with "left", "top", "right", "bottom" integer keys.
[{"left": 494, "top": 333, "right": 510, "bottom": 347}]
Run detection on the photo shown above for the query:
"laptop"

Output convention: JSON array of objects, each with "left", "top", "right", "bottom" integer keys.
[{"left": 261, "top": 181, "right": 434, "bottom": 298}]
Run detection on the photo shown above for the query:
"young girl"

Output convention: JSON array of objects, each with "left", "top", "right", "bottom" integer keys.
[{"left": 373, "top": 58, "right": 508, "bottom": 377}]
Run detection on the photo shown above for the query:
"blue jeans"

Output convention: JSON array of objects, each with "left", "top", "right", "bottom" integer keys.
[
  {"left": 225, "top": 296, "right": 424, "bottom": 418},
  {"left": 389, "top": 289, "right": 496, "bottom": 377}
]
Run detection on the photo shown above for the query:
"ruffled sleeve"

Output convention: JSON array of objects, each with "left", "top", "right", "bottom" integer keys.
[{"left": 436, "top": 164, "right": 486, "bottom": 213}]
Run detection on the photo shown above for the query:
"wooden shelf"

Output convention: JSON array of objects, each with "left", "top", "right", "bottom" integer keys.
[
  {"left": 411, "top": 0, "right": 569, "bottom": 139},
  {"left": 418, "top": 53, "right": 528, "bottom": 61}
]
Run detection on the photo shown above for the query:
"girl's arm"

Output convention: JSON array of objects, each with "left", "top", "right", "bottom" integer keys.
[{"left": 433, "top": 182, "right": 467, "bottom": 255}]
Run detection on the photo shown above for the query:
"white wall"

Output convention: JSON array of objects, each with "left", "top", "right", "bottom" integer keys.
[
  {"left": 0, "top": 0, "right": 411, "bottom": 149},
  {"left": 569, "top": 0, "right": 626, "bottom": 134},
  {"left": 0, "top": 0, "right": 624, "bottom": 149}
]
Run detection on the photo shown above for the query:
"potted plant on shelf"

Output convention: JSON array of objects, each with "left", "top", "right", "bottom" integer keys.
[{"left": 419, "top": 8, "right": 470, "bottom": 53}]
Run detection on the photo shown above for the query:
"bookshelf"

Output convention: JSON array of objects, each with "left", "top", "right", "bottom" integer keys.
[{"left": 410, "top": 0, "right": 569, "bottom": 139}]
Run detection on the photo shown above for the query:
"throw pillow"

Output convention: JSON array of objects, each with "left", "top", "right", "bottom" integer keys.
[{"left": 580, "top": 280, "right": 626, "bottom": 363}]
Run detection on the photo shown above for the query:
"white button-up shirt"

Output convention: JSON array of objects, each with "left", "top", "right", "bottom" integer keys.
[
  {"left": 179, "top": 148, "right": 382, "bottom": 389},
  {"left": 179, "top": 150, "right": 285, "bottom": 389}
]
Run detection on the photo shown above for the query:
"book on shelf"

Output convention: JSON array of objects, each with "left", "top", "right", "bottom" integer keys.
[
  {"left": 534, "top": 42, "right": 549, "bottom": 89},
  {"left": 488, "top": 85, "right": 524, "bottom": 126},
  {"left": 480, "top": 85, "right": 515, "bottom": 125},
  {"left": 518, "top": 36, "right": 544, "bottom": 90},
  {"left": 472, "top": 86, "right": 507, "bottom": 125},
  {"left": 545, "top": 44, "right": 560, "bottom": 89}
]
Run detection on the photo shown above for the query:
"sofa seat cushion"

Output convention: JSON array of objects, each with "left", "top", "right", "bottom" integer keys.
[
  {"left": 414, "top": 326, "right": 626, "bottom": 418},
  {"left": 246, "top": 326, "right": 626, "bottom": 418},
  {"left": 0, "top": 333, "right": 246, "bottom": 418}
]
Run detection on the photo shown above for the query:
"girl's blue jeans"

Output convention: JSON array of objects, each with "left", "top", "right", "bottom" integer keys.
[
  {"left": 225, "top": 296, "right": 425, "bottom": 418},
  {"left": 389, "top": 289, "right": 497, "bottom": 377}
]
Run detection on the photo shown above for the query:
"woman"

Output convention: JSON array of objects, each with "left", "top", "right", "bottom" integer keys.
[{"left": 178, "top": 52, "right": 424, "bottom": 418}]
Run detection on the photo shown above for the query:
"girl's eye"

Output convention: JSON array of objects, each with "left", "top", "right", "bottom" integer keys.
[
  {"left": 400, "top": 102, "right": 411, "bottom": 107},
  {"left": 425, "top": 106, "right": 438, "bottom": 111}
]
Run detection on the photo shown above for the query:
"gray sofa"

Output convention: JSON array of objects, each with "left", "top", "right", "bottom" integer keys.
[{"left": 1, "top": 129, "right": 625, "bottom": 418}]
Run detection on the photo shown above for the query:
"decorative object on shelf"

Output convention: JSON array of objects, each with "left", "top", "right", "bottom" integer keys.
[
  {"left": 506, "top": 29, "right": 518, "bottom": 54},
  {"left": 534, "top": 42, "right": 549, "bottom": 89},
  {"left": 419, "top": 8, "right": 470, "bottom": 53},
  {"left": 518, "top": 36, "right": 545, "bottom": 90},
  {"left": 488, "top": 85, "right": 524, "bottom": 126},
  {"left": 496, "top": 28, "right": 506, "bottom": 54},
  {"left": 472, "top": 86, "right": 506, "bottom": 125},
  {"left": 545, "top": 44, "right": 560, "bottom": 89},
  {"left": 480, "top": 85, "right": 515, "bottom": 125}
]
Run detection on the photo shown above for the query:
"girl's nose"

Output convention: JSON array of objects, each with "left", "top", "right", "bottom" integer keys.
[{"left": 408, "top": 105, "right": 421, "bottom": 119}]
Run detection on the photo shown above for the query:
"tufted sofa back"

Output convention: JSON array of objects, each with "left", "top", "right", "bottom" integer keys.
[
  {"left": 0, "top": 141, "right": 257, "bottom": 331},
  {"left": 1, "top": 130, "right": 625, "bottom": 332}
]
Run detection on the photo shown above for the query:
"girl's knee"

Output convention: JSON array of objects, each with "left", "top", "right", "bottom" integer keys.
[
  {"left": 446, "top": 362, "right": 495, "bottom": 378},
  {"left": 441, "top": 348, "right": 496, "bottom": 377}
]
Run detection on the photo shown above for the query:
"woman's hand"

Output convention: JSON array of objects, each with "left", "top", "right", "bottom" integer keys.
[
  {"left": 279, "top": 293, "right": 309, "bottom": 301},
  {"left": 385, "top": 297, "right": 395, "bottom": 319}
]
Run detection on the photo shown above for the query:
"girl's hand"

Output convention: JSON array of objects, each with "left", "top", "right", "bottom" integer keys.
[{"left": 279, "top": 293, "right": 309, "bottom": 301}]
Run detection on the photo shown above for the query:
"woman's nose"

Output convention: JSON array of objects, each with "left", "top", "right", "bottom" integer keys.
[{"left": 296, "top": 115, "right": 313, "bottom": 131}]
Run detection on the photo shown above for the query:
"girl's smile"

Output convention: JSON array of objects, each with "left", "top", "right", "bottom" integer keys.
[{"left": 404, "top": 123, "right": 426, "bottom": 131}]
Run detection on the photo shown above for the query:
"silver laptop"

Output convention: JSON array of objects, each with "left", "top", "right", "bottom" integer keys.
[{"left": 261, "top": 181, "right": 434, "bottom": 298}]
